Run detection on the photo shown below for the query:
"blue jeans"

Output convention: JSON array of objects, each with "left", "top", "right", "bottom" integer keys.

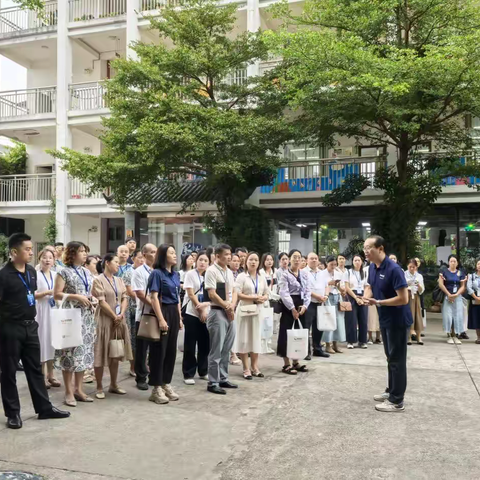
[{"left": 442, "top": 296, "right": 464, "bottom": 334}]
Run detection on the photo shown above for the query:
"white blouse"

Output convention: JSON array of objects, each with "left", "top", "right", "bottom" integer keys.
[
  {"left": 348, "top": 269, "right": 367, "bottom": 292},
  {"left": 404, "top": 270, "right": 425, "bottom": 298}
]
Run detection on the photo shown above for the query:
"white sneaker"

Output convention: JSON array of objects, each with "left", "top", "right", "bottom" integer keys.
[
  {"left": 347, "top": 343, "right": 354, "bottom": 349},
  {"left": 447, "top": 337, "right": 454, "bottom": 344},
  {"left": 267, "top": 347, "right": 275, "bottom": 354},
  {"left": 162, "top": 384, "right": 179, "bottom": 401},
  {"left": 375, "top": 400, "right": 405, "bottom": 412},
  {"left": 149, "top": 387, "right": 169, "bottom": 404},
  {"left": 199, "top": 375, "right": 209, "bottom": 381},
  {"left": 453, "top": 336, "right": 462, "bottom": 345},
  {"left": 359, "top": 343, "right": 368, "bottom": 349},
  {"left": 373, "top": 392, "right": 389, "bottom": 402},
  {"left": 184, "top": 378, "right": 195, "bottom": 385},
  {"left": 367, "top": 340, "right": 373, "bottom": 345}
]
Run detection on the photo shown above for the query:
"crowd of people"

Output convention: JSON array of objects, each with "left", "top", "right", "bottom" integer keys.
[{"left": 2, "top": 230, "right": 480, "bottom": 428}]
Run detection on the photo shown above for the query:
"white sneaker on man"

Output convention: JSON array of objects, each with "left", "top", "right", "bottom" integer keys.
[
  {"left": 347, "top": 343, "right": 354, "bottom": 349},
  {"left": 373, "top": 392, "right": 389, "bottom": 402},
  {"left": 184, "top": 378, "right": 195, "bottom": 385},
  {"left": 375, "top": 400, "right": 405, "bottom": 412},
  {"left": 453, "top": 336, "right": 462, "bottom": 345}
]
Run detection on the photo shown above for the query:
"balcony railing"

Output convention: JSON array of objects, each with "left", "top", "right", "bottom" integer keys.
[
  {"left": 141, "top": 0, "right": 183, "bottom": 11},
  {"left": 70, "top": 178, "right": 109, "bottom": 200},
  {"left": 0, "top": 174, "right": 55, "bottom": 203},
  {"left": 69, "top": 82, "right": 107, "bottom": 111},
  {"left": 69, "top": 0, "right": 126, "bottom": 22},
  {"left": 0, "top": 87, "right": 57, "bottom": 120},
  {"left": 0, "top": 1, "right": 58, "bottom": 39}
]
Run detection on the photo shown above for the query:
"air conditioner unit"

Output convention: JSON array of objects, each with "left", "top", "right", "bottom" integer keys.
[{"left": 332, "top": 147, "right": 353, "bottom": 158}]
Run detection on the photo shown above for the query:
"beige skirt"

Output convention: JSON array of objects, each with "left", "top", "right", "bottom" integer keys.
[
  {"left": 94, "top": 312, "right": 133, "bottom": 368},
  {"left": 368, "top": 305, "right": 380, "bottom": 332},
  {"left": 409, "top": 294, "right": 424, "bottom": 332}
]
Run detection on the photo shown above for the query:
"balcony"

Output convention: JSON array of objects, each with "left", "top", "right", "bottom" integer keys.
[
  {"left": 0, "top": 1, "right": 58, "bottom": 40},
  {"left": 0, "top": 87, "right": 57, "bottom": 120},
  {"left": 141, "top": 0, "right": 183, "bottom": 12},
  {"left": 69, "top": 81, "right": 107, "bottom": 111},
  {"left": 69, "top": 0, "right": 126, "bottom": 22},
  {"left": 0, "top": 174, "right": 55, "bottom": 205},
  {"left": 70, "top": 177, "right": 108, "bottom": 200}
]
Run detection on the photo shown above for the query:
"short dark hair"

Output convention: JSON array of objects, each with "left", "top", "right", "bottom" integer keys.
[
  {"left": 86, "top": 255, "right": 97, "bottom": 265},
  {"left": 101, "top": 253, "right": 117, "bottom": 272},
  {"left": 63, "top": 241, "right": 86, "bottom": 267},
  {"left": 235, "top": 247, "right": 247, "bottom": 254},
  {"left": 132, "top": 248, "right": 142, "bottom": 259},
  {"left": 215, "top": 243, "right": 231, "bottom": 256},
  {"left": 125, "top": 237, "right": 135, "bottom": 243},
  {"left": 8, "top": 233, "right": 31, "bottom": 251},
  {"left": 54, "top": 242, "right": 64, "bottom": 247},
  {"left": 180, "top": 253, "right": 193, "bottom": 271},
  {"left": 337, "top": 254, "right": 345, "bottom": 261},
  {"left": 368, "top": 235, "right": 386, "bottom": 250},
  {"left": 153, "top": 243, "right": 176, "bottom": 270},
  {"left": 278, "top": 252, "right": 288, "bottom": 261},
  {"left": 196, "top": 249, "right": 211, "bottom": 266},
  {"left": 326, "top": 255, "right": 336, "bottom": 264},
  {"left": 288, "top": 249, "right": 301, "bottom": 258},
  {"left": 448, "top": 254, "right": 458, "bottom": 262}
]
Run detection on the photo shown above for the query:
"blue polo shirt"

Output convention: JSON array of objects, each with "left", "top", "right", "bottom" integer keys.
[
  {"left": 368, "top": 257, "right": 413, "bottom": 328},
  {"left": 148, "top": 268, "right": 180, "bottom": 305}
]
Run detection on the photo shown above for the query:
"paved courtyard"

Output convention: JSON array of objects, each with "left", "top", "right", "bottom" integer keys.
[{"left": 1, "top": 315, "right": 480, "bottom": 480}]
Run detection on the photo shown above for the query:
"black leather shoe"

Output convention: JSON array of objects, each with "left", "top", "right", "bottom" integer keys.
[
  {"left": 304, "top": 354, "right": 312, "bottom": 361},
  {"left": 7, "top": 414, "right": 22, "bottom": 429},
  {"left": 313, "top": 350, "right": 330, "bottom": 358},
  {"left": 136, "top": 381, "right": 149, "bottom": 391},
  {"left": 38, "top": 406, "right": 71, "bottom": 420},
  {"left": 207, "top": 385, "right": 226, "bottom": 395},
  {"left": 219, "top": 381, "right": 238, "bottom": 389}
]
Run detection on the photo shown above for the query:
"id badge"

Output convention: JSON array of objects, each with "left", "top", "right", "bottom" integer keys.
[
  {"left": 49, "top": 297, "right": 56, "bottom": 308},
  {"left": 27, "top": 293, "right": 35, "bottom": 307},
  {"left": 453, "top": 285, "right": 458, "bottom": 293},
  {"left": 198, "top": 294, "right": 204, "bottom": 303},
  {"left": 115, "top": 305, "right": 121, "bottom": 315},
  {"left": 357, "top": 289, "right": 364, "bottom": 296}
]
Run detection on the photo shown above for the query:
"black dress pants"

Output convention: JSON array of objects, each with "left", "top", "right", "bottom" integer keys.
[
  {"left": 148, "top": 304, "right": 180, "bottom": 386},
  {"left": 0, "top": 320, "right": 52, "bottom": 418},
  {"left": 345, "top": 294, "right": 368, "bottom": 344},
  {"left": 182, "top": 313, "right": 210, "bottom": 379},
  {"left": 306, "top": 303, "right": 324, "bottom": 354},
  {"left": 381, "top": 325, "right": 409, "bottom": 405},
  {"left": 134, "top": 321, "right": 149, "bottom": 385}
]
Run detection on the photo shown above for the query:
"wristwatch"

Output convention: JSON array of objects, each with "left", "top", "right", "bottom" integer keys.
[{"left": 376, "top": 299, "right": 382, "bottom": 307}]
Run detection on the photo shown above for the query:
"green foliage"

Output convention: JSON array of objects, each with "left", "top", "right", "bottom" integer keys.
[
  {"left": 315, "top": 227, "right": 339, "bottom": 257},
  {"left": 44, "top": 196, "right": 57, "bottom": 245},
  {"left": 13, "top": 0, "right": 44, "bottom": 10},
  {"left": 342, "top": 235, "right": 365, "bottom": 260},
  {"left": 0, "top": 141, "right": 27, "bottom": 176},
  {"left": 323, "top": 174, "right": 371, "bottom": 207},
  {"left": 50, "top": 0, "right": 290, "bottom": 212},
  {"left": 204, "top": 206, "right": 274, "bottom": 254},
  {"left": 0, "top": 234, "right": 9, "bottom": 265}
]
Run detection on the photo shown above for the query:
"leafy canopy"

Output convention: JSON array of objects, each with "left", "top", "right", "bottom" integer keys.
[
  {"left": 51, "top": 0, "right": 290, "bottom": 209},
  {"left": 13, "top": 0, "right": 44, "bottom": 10}
]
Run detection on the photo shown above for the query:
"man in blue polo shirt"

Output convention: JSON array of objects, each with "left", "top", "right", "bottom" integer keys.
[{"left": 362, "top": 235, "right": 413, "bottom": 412}]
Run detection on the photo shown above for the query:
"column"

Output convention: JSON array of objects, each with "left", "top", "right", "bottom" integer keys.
[
  {"left": 247, "top": 0, "right": 260, "bottom": 78},
  {"left": 125, "top": 211, "right": 141, "bottom": 243},
  {"left": 55, "top": 0, "right": 72, "bottom": 244},
  {"left": 126, "top": 0, "right": 141, "bottom": 61},
  {"left": 173, "top": 224, "right": 185, "bottom": 261}
]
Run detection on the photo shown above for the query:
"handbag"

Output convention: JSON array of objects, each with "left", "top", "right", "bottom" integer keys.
[
  {"left": 137, "top": 280, "right": 161, "bottom": 342},
  {"left": 109, "top": 329, "right": 125, "bottom": 359},
  {"left": 432, "top": 285, "right": 445, "bottom": 304},
  {"left": 316, "top": 302, "right": 337, "bottom": 331},
  {"left": 286, "top": 318, "right": 309, "bottom": 360},
  {"left": 260, "top": 306, "right": 274, "bottom": 339},
  {"left": 181, "top": 285, "right": 203, "bottom": 316},
  {"left": 50, "top": 297, "right": 83, "bottom": 350},
  {"left": 239, "top": 304, "right": 258, "bottom": 316},
  {"left": 339, "top": 297, "right": 352, "bottom": 312}
]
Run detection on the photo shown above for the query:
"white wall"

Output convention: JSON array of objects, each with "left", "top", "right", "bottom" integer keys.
[
  {"left": 27, "top": 66, "right": 57, "bottom": 89},
  {"left": 71, "top": 215, "right": 101, "bottom": 253},
  {"left": 25, "top": 132, "right": 56, "bottom": 173},
  {"left": 289, "top": 230, "right": 313, "bottom": 255},
  {"left": 24, "top": 215, "right": 49, "bottom": 257},
  {"left": 72, "top": 129, "right": 102, "bottom": 155}
]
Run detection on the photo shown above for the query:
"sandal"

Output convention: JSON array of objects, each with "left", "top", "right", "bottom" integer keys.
[
  {"left": 108, "top": 386, "right": 127, "bottom": 395},
  {"left": 74, "top": 393, "right": 94, "bottom": 403},
  {"left": 252, "top": 371, "right": 264, "bottom": 378},
  {"left": 281, "top": 365, "right": 297, "bottom": 375},
  {"left": 47, "top": 378, "right": 61, "bottom": 387},
  {"left": 292, "top": 363, "right": 309, "bottom": 372},
  {"left": 475, "top": 339, "right": 480, "bottom": 344},
  {"left": 243, "top": 370, "right": 253, "bottom": 380}
]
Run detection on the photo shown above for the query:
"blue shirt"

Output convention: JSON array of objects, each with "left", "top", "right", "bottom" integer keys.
[
  {"left": 148, "top": 269, "right": 180, "bottom": 305},
  {"left": 368, "top": 257, "right": 413, "bottom": 328},
  {"left": 441, "top": 269, "right": 465, "bottom": 294}
]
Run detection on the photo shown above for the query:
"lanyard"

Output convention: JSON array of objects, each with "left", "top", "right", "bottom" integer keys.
[
  {"left": 289, "top": 269, "right": 302, "bottom": 286},
  {"left": 248, "top": 273, "right": 258, "bottom": 294},
  {"left": 143, "top": 265, "right": 151, "bottom": 275},
  {"left": 18, "top": 270, "right": 32, "bottom": 293},
  {"left": 196, "top": 270, "right": 204, "bottom": 290},
  {"left": 353, "top": 270, "right": 362, "bottom": 286},
  {"left": 41, "top": 270, "right": 53, "bottom": 290},
  {"left": 214, "top": 263, "right": 228, "bottom": 283},
  {"left": 74, "top": 267, "right": 90, "bottom": 294},
  {"left": 103, "top": 274, "right": 118, "bottom": 301},
  {"left": 118, "top": 264, "right": 128, "bottom": 276}
]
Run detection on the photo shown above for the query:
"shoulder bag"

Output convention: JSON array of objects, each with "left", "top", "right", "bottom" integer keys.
[
  {"left": 137, "top": 273, "right": 161, "bottom": 342},
  {"left": 339, "top": 296, "right": 352, "bottom": 312}
]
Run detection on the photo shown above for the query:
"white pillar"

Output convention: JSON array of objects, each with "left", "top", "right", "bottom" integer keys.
[
  {"left": 55, "top": 0, "right": 72, "bottom": 244},
  {"left": 173, "top": 224, "right": 185, "bottom": 261},
  {"left": 126, "top": 0, "right": 141, "bottom": 60},
  {"left": 247, "top": 0, "right": 260, "bottom": 77}
]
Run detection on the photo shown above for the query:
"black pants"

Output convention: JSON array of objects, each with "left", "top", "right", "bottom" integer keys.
[
  {"left": 381, "top": 325, "right": 409, "bottom": 405},
  {"left": 149, "top": 304, "right": 180, "bottom": 386},
  {"left": 0, "top": 320, "right": 51, "bottom": 418},
  {"left": 134, "top": 321, "right": 149, "bottom": 384},
  {"left": 182, "top": 313, "right": 209, "bottom": 379},
  {"left": 306, "top": 303, "right": 324, "bottom": 354},
  {"left": 345, "top": 294, "right": 368, "bottom": 344}
]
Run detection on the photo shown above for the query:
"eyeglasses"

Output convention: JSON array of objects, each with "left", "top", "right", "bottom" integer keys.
[{"left": 363, "top": 246, "right": 374, "bottom": 252}]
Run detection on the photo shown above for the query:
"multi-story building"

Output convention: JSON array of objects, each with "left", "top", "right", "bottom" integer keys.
[{"left": 0, "top": 0, "right": 478, "bottom": 259}]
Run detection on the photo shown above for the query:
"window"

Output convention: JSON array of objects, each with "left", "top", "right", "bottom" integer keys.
[{"left": 278, "top": 230, "right": 290, "bottom": 254}]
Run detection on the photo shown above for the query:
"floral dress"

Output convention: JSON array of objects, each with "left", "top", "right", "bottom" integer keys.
[{"left": 57, "top": 266, "right": 95, "bottom": 373}]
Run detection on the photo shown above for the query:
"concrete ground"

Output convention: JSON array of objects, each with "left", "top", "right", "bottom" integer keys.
[{"left": 1, "top": 315, "right": 480, "bottom": 480}]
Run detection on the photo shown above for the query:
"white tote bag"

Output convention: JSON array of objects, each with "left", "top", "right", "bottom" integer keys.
[
  {"left": 50, "top": 299, "right": 83, "bottom": 350},
  {"left": 261, "top": 306, "right": 274, "bottom": 339},
  {"left": 286, "top": 319, "right": 309, "bottom": 360},
  {"left": 177, "top": 327, "right": 185, "bottom": 352},
  {"left": 317, "top": 302, "right": 337, "bottom": 332}
]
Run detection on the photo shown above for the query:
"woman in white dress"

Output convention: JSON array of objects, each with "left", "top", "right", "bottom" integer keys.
[
  {"left": 260, "top": 253, "right": 277, "bottom": 354},
  {"left": 35, "top": 248, "right": 61, "bottom": 389},
  {"left": 234, "top": 252, "right": 269, "bottom": 379}
]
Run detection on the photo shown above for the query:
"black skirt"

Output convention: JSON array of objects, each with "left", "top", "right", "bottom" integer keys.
[
  {"left": 277, "top": 295, "right": 306, "bottom": 358},
  {"left": 468, "top": 302, "right": 480, "bottom": 330}
]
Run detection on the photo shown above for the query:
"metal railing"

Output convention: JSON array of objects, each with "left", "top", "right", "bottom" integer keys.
[
  {"left": 0, "top": 1, "right": 58, "bottom": 38},
  {"left": 224, "top": 68, "right": 248, "bottom": 86},
  {"left": 260, "top": 156, "right": 387, "bottom": 194},
  {"left": 0, "top": 87, "right": 57, "bottom": 119},
  {"left": 69, "top": 0, "right": 126, "bottom": 22},
  {"left": 70, "top": 178, "right": 108, "bottom": 200},
  {"left": 141, "top": 0, "right": 182, "bottom": 10},
  {"left": 69, "top": 81, "right": 107, "bottom": 111},
  {"left": 259, "top": 58, "right": 282, "bottom": 75},
  {"left": 0, "top": 174, "right": 55, "bottom": 203}
]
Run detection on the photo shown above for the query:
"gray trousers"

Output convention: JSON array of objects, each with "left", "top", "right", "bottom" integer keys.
[{"left": 207, "top": 309, "right": 236, "bottom": 386}]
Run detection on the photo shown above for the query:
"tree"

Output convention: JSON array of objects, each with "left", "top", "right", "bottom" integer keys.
[
  {"left": 0, "top": 141, "right": 27, "bottom": 176},
  {"left": 13, "top": 0, "right": 44, "bottom": 10},
  {"left": 265, "top": 0, "right": 480, "bottom": 262},
  {"left": 50, "top": 0, "right": 290, "bottom": 236}
]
